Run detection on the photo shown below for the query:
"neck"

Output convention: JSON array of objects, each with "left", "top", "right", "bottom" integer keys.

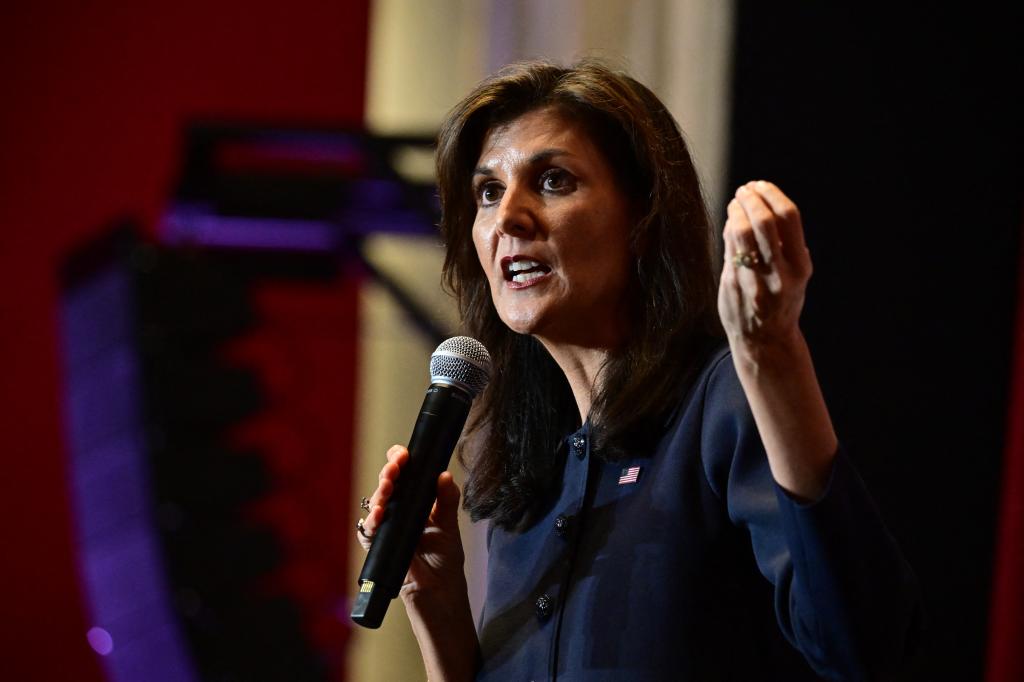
[{"left": 537, "top": 339, "right": 612, "bottom": 423}]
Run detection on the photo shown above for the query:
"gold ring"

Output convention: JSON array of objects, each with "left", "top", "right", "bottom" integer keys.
[
  {"left": 732, "top": 251, "right": 761, "bottom": 268},
  {"left": 356, "top": 518, "right": 372, "bottom": 540}
]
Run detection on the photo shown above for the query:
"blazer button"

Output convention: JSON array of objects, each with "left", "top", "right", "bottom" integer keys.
[
  {"left": 554, "top": 514, "right": 570, "bottom": 538},
  {"left": 535, "top": 593, "right": 553, "bottom": 619}
]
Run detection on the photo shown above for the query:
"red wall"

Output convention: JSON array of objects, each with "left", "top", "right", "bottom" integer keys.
[{"left": 0, "top": 3, "right": 368, "bottom": 679}]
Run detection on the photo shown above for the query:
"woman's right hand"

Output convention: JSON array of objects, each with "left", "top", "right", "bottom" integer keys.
[
  {"left": 357, "top": 444, "right": 468, "bottom": 600},
  {"left": 359, "top": 447, "right": 480, "bottom": 678}
]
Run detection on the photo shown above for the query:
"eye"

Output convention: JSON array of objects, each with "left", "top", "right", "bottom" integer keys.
[
  {"left": 476, "top": 181, "right": 504, "bottom": 206},
  {"left": 540, "top": 168, "right": 576, "bottom": 193}
]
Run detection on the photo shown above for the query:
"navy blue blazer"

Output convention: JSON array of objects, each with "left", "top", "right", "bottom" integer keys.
[{"left": 476, "top": 347, "right": 921, "bottom": 681}]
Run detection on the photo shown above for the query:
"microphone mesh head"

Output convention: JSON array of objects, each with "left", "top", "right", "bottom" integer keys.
[{"left": 429, "top": 336, "right": 491, "bottom": 398}]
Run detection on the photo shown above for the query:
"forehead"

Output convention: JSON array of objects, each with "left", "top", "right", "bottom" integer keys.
[{"left": 476, "top": 106, "right": 602, "bottom": 167}]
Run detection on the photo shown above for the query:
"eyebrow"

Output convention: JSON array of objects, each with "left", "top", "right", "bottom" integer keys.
[{"left": 472, "top": 148, "right": 571, "bottom": 178}]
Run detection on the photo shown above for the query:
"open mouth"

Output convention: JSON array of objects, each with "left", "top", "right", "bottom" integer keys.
[{"left": 502, "top": 257, "right": 552, "bottom": 285}]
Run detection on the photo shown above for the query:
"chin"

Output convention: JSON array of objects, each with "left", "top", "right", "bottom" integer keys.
[
  {"left": 498, "top": 315, "right": 540, "bottom": 337},
  {"left": 495, "top": 306, "right": 548, "bottom": 337}
]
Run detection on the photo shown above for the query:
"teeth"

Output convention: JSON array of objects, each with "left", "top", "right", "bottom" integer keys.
[
  {"left": 512, "top": 270, "right": 546, "bottom": 284},
  {"left": 508, "top": 259, "right": 542, "bottom": 272}
]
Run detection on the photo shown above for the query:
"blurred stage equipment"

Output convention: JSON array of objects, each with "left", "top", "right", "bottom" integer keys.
[{"left": 59, "top": 126, "right": 445, "bottom": 681}]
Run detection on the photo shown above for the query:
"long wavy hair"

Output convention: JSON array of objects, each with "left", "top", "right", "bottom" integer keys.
[{"left": 437, "top": 59, "right": 722, "bottom": 529}]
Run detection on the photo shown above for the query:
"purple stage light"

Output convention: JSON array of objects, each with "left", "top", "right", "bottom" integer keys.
[
  {"left": 60, "top": 262, "right": 200, "bottom": 682},
  {"left": 86, "top": 627, "right": 114, "bottom": 656},
  {"left": 162, "top": 205, "right": 437, "bottom": 252},
  {"left": 163, "top": 210, "right": 342, "bottom": 252},
  {"left": 161, "top": 125, "right": 440, "bottom": 253}
]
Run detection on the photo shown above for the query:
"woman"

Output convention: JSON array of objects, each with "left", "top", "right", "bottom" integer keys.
[{"left": 357, "top": 60, "right": 921, "bottom": 681}]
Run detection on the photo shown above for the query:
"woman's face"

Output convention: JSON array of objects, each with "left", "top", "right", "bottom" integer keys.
[{"left": 471, "top": 106, "right": 634, "bottom": 349}]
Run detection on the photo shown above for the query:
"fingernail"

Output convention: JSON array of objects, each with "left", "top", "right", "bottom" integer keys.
[
  {"left": 755, "top": 180, "right": 768, "bottom": 190},
  {"left": 736, "top": 186, "right": 749, "bottom": 196}
]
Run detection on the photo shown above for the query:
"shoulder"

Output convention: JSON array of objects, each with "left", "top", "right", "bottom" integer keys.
[
  {"left": 668, "top": 343, "right": 765, "bottom": 499},
  {"left": 678, "top": 343, "right": 750, "bottom": 427},
  {"left": 703, "top": 346, "right": 755, "bottom": 433}
]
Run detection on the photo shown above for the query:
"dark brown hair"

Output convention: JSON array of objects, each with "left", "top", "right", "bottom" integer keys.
[{"left": 437, "top": 59, "right": 721, "bottom": 529}]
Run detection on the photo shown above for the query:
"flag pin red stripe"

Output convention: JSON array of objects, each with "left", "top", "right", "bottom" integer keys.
[{"left": 618, "top": 466, "right": 641, "bottom": 485}]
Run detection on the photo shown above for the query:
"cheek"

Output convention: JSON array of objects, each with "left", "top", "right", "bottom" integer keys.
[
  {"left": 583, "top": 202, "right": 632, "bottom": 256},
  {"left": 471, "top": 221, "right": 491, "bottom": 270},
  {"left": 471, "top": 224, "right": 505, "bottom": 310},
  {"left": 589, "top": 217, "right": 634, "bottom": 298},
  {"left": 588, "top": 252, "right": 631, "bottom": 300}
]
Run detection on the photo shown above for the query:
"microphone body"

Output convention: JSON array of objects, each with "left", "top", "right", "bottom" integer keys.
[{"left": 351, "top": 337, "right": 490, "bottom": 629}]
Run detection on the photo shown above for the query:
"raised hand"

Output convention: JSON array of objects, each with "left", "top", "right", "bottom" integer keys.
[
  {"left": 718, "top": 180, "right": 813, "bottom": 357},
  {"left": 718, "top": 180, "right": 837, "bottom": 500}
]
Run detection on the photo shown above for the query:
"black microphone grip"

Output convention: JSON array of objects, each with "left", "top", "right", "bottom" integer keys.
[{"left": 351, "top": 383, "right": 471, "bottom": 628}]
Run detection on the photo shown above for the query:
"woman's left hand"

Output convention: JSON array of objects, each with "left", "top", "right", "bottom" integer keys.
[
  {"left": 718, "top": 180, "right": 812, "bottom": 360},
  {"left": 718, "top": 180, "right": 838, "bottom": 501}
]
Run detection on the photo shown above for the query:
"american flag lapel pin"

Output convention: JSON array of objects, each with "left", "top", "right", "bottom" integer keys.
[{"left": 618, "top": 466, "right": 641, "bottom": 485}]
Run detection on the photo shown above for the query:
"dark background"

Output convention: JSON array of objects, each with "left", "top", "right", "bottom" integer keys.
[{"left": 730, "top": 4, "right": 1023, "bottom": 680}]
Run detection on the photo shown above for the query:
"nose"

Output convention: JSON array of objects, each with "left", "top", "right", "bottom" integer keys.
[{"left": 494, "top": 182, "right": 537, "bottom": 239}]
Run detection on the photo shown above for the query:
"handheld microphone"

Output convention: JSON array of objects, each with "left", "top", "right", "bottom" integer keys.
[{"left": 351, "top": 336, "right": 491, "bottom": 629}]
